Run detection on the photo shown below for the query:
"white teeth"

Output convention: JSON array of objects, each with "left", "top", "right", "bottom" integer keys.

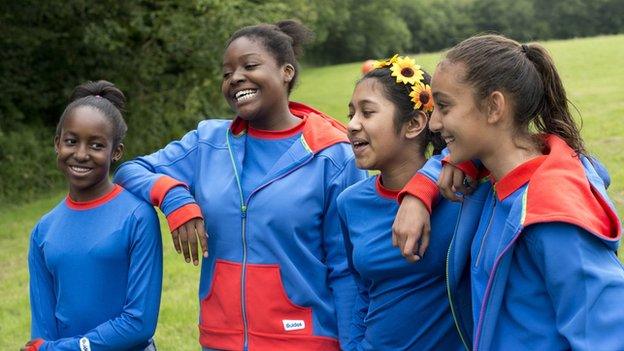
[
  {"left": 235, "top": 89, "right": 257, "bottom": 102},
  {"left": 70, "top": 166, "right": 91, "bottom": 173}
]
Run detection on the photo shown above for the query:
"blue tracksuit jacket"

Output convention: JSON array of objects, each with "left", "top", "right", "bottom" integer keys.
[
  {"left": 337, "top": 175, "right": 463, "bottom": 351},
  {"left": 113, "top": 102, "right": 367, "bottom": 350},
  {"left": 404, "top": 135, "right": 624, "bottom": 350},
  {"left": 28, "top": 185, "right": 163, "bottom": 350}
]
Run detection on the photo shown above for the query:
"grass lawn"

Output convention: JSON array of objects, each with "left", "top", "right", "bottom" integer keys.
[{"left": 1, "top": 34, "right": 623, "bottom": 350}]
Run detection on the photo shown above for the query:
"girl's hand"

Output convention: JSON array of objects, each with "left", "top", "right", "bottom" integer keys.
[
  {"left": 438, "top": 163, "right": 476, "bottom": 202},
  {"left": 171, "top": 218, "right": 208, "bottom": 265},
  {"left": 392, "top": 195, "right": 431, "bottom": 262}
]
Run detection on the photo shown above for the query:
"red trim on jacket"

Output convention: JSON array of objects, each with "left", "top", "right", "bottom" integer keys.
[
  {"left": 522, "top": 135, "right": 621, "bottom": 240},
  {"left": 398, "top": 173, "right": 438, "bottom": 213},
  {"left": 166, "top": 203, "right": 203, "bottom": 232},
  {"left": 248, "top": 118, "right": 306, "bottom": 139},
  {"left": 493, "top": 155, "right": 547, "bottom": 201},
  {"left": 376, "top": 176, "right": 400, "bottom": 200},
  {"left": 65, "top": 184, "right": 123, "bottom": 210},
  {"left": 442, "top": 158, "right": 483, "bottom": 181},
  {"left": 149, "top": 176, "right": 186, "bottom": 207},
  {"left": 199, "top": 260, "right": 340, "bottom": 350},
  {"left": 229, "top": 101, "right": 349, "bottom": 153},
  {"left": 24, "top": 339, "right": 44, "bottom": 351}
]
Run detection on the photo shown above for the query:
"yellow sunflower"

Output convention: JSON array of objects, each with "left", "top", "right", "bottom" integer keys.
[
  {"left": 410, "top": 82, "right": 434, "bottom": 112},
  {"left": 372, "top": 54, "right": 399, "bottom": 69},
  {"left": 390, "top": 56, "right": 423, "bottom": 85}
]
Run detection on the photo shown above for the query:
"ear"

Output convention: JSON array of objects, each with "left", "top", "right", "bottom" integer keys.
[
  {"left": 404, "top": 110, "right": 428, "bottom": 139},
  {"left": 486, "top": 91, "right": 507, "bottom": 125},
  {"left": 111, "top": 143, "right": 124, "bottom": 163},
  {"left": 53, "top": 136, "right": 60, "bottom": 154},
  {"left": 283, "top": 63, "right": 295, "bottom": 84}
]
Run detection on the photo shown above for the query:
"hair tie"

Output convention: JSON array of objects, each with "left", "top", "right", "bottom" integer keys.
[{"left": 521, "top": 44, "right": 529, "bottom": 54}]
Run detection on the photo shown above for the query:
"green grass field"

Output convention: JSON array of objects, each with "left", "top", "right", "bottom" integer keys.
[{"left": 1, "top": 34, "right": 623, "bottom": 350}]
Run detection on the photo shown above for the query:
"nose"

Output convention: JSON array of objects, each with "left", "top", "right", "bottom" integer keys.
[
  {"left": 347, "top": 114, "right": 361, "bottom": 134},
  {"left": 230, "top": 68, "right": 246, "bottom": 85},
  {"left": 74, "top": 143, "right": 90, "bottom": 162},
  {"left": 429, "top": 109, "right": 442, "bottom": 132}
]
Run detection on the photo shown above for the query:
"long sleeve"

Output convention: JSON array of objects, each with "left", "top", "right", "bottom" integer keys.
[
  {"left": 523, "top": 222, "right": 624, "bottom": 351},
  {"left": 39, "top": 205, "right": 163, "bottom": 351},
  {"left": 323, "top": 157, "right": 367, "bottom": 349},
  {"left": 113, "top": 128, "right": 203, "bottom": 230},
  {"left": 29, "top": 224, "right": 59, "bottom": 341},
  {"left": 337, "top": 199, "right": 368, "bottom": 351}
]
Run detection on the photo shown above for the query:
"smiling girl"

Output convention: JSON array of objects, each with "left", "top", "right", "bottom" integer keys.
[
  {"left": 113, "top": 20, "right": 365, "bottom": 350},
  {"left": 400, "top": 34, "right": 624, "bottom": 350},
  {"left": 24, "top": 81, "right": 162, "bottom": 351},
  {"left": 337, "top": 56, "right": 463, "bottom": 351}
]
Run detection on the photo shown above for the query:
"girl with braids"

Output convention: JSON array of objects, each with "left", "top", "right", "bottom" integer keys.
[
  {"left": 337, "top": 56, "right": 463, "bottom": 351},
  {"left": 24, "top": 81, "right": 162, "bottom": 351},
  {"left": 398, "top": 34, "right": 624, "bottom": 350},
  {"left": 114, "top": 20, "right": 365, "bottom": 350}
]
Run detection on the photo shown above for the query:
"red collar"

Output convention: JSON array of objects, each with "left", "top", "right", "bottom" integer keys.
[
  {"left": 65, "top": 184, "right": 123, "bottom": 210},
  {"left": 376, "top": 176, "right": 400, "bottom": 200},
  {"left": 493, "top": 155, "right": 547, "bottom": 201},
  {"left": 248, "top": 117, "right": 306, "bottom": 139}
]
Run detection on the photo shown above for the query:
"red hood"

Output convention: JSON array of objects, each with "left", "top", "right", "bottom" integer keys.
[
  {"left": 230, "top": 101, "right": 348, "bottom": 153},
  {"left": 523, "top": 135, "right": 621, "bottom": 244}
]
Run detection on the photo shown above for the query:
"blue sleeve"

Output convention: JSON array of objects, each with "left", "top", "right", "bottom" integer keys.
[
  {"left": 417, "top": 149, "right": 448, "bottom": 183},
  {"left": 336, "top": 197, "right": 368, "bottom": 351},
  {"left": 29, "top": 224, "right": 59, "bottom": 341},
  {"left": 40, "top": 205, "right": 163, "bottom": 351},
  {"left": 523, "top": 222, "right": 624, "bottom": 351},
  {"left": 323, "top": 157, "right": 367, "bottom": 349},
  {"left": 113, "top": 129, "right": 200, "bottom": 217}
]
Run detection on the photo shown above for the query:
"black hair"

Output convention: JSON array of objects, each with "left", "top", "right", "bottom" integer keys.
[
  {"left": 56, "top": 80, "right": 127, "bottom": 148},
  {"left": 359, "top": 67, "right": 446, "bottom": 155},
  {"left": 226, "top": 19, "right": 314, "bottom": 94},
  {"left": 445, "top": 34, "right": 585, "bottom": 155}
]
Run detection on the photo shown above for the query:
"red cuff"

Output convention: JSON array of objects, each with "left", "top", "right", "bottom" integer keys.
[
  {"left": 441, "top": 156, "right": 480, "bottom": 181},
  {"left": 25, "top": 339, "right": 44, "bottom": 351},
  {"left": 166, "top": 203, "right": 203, "bottom": 231},
  {"left": 150, "top": 176, "right": 187, "bottom": 207},
  {"left": 398, "top": 173, "right": 438, "bottom": 213}
]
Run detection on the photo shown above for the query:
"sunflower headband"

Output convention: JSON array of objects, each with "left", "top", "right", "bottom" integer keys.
[{"left": 371, "top": 54, "right": 434, "bottom": 113}]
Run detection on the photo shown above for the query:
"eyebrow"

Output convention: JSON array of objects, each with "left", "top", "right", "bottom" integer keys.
[
  {"left": 222, "top": 53, "right": 262, "bottom": 66},
  {"left": 432, "top": 92, "right": 449, "bottom": 100}
]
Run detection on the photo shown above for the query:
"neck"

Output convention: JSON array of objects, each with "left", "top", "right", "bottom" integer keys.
[
  {"left": 248, "top": 101, "right": 300, "bottom": 131},
  {"left": 481, "top": 136, "right": 542, "bottom": 180},
  {"left": 69, "top": 179, "right": 115, "bottom": 202},
  {"left": 379, "top": 153, "right": 427, "bottom": 191}
]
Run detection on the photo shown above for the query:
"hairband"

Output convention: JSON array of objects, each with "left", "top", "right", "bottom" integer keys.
[{"left": 371, "top": 54, "right": 434, "bottom": 113}]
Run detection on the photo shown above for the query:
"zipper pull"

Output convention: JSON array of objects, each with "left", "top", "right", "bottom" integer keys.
[{"left": 241, "top": 205, "right": 247, "bottom": 218}]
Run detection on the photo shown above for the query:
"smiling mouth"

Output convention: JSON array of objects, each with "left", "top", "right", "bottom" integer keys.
[
  {"left": 69, "top": 165, "right": 93, "bottom": 175},
  {"left": 350, "top": 140, "right": 369, "bottom": 151},
  {"left": 234, "top": 89, "right": 258, "bottom": 103},
  {"left": 443, "top": 135, "right": 455, "bottom": 144}
]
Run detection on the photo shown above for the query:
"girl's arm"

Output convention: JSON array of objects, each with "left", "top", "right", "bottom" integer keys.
[
  {"left": 32, "top": 205, "right": 163, "bottom": 351},
  {"left": 113, "top": 128, "right": 206, "bottom": 264},
  {"left": 323, "top": 157, "right": 367, "bottom": 348},
  {"left": 28, "top": 224, "right": 59, "bottom": 342},
  {"left": 393, "top": 150, "right": 478, "bottom": 261},
  {"left": 523, "top": 222, "right": 624, "bottom": 350}
]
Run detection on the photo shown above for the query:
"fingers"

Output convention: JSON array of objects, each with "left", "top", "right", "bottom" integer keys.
[
  {"left": 171, "top": 228, "right": 182, "bottom": 254},
  {"left": 451, "top": 168, "right": 465, "bottom": 194},
  {"left": 195, "top": 219, "right": 209, "bottom": 258},
  {"left": 439, "top": 165, "right": 461, "bottom": 202},
  {"left": 418, "top": 223, "right": 431, "bottom": 259},
  {"left": 178, "top": 225, "right": 191, "bottom": 263},
  {"left": 188, "top": 224, "right": 199, "bottom": 266},
  {"left": 402, "top": 234, "right": 421, "bottom": 263}
]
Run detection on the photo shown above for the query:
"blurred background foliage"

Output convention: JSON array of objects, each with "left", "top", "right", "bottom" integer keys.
[{"left": 1, "top": 0, "right": 623, "bottom": 202}]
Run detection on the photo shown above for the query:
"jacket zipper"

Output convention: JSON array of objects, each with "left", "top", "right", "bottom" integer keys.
[
  {"left": 226, "top": 131, "right": 312, "bottom": 350},
  {"left": 446, "top": 201, "right": 471, "bottom": 351}
]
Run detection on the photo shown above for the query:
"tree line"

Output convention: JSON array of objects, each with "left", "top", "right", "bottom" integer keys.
[{"left": 1, "top": 0, "right": 622, "bottom": 202}]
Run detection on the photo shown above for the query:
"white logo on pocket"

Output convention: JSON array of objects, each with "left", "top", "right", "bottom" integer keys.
[
  {"left": 79, "top": 337, "right": 91, "bottom": 351},
  {"left": 282, "top": 319, "right": 305, "bottom": 331}
]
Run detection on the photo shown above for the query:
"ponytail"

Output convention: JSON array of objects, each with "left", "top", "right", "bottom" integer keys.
[
  {"left": 524, "top": 44, "right": 585, "bottom": 155},
  {"left": 445, "top": 34, "right": 586, "bottom": 155}
]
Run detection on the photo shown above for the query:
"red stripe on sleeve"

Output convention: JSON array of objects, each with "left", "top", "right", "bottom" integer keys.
[
  {"left": 150, "top": 176, "right": 186, "bottom": 207},
  {"left": 166, "top": 203, "right": 203, "bottom": 231}
]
